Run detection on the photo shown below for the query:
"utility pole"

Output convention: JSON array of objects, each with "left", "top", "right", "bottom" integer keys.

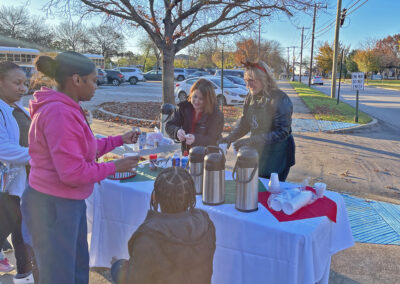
[
  {"left": 298, "top": 27, "right": 310, "bottom": 83},
  {"left": 258, "top": 16, "right": 261, "bottom": 59},
  {"left": 287, "top": 47, "right": 290, "bottom": 80},
  {"left": 330, "top": 0, "right": 342, "bottom": 98},
  {"left": 292, "top": 46, "right": 296, "bottom": 81},
  {"left": 308, "top": 4, "right": 317, "bottom": 86}
]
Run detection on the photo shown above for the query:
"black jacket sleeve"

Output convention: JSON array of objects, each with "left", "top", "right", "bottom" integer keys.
[
  {"left": 226, "top": 96, "right": 251, "bottom": 142},
  {"left": 165, "top": 106, "right": 184, "bottom": 142},
  {"left": 252, "top": 95, "right": 292, "bottom": 145},
  {"left": 194, "top": 109, "right": 224, "bottom": 146},
  {"left": 115, "top": 233, "right": 162, "bottom": 284}
]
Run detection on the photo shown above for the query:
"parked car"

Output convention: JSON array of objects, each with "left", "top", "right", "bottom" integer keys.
[
  {"left": 371, "top": 74, "right": 382, "bottom": 80},
  {"left": 143, "top": 70, "right": 162, "bottom": 81},
  {"left": 105, "top": 69, "right": 125, "bottom": 86},
  {"left": 214, "top": 69, "right": 245, "bottom": 78},
  {"left": 224, "top": 75, "right": 248, "bottom": 90},
  {"left": 174, "top": 68, "right": 187, "bottom": 81},
  {"left": 97, "top": 68, "right": 107, "bottom": 85},
  {"left": 311, "top": 76, "right": 323, "bottom": 85},
  {"left": 113, "top": 67, "right": 144, "bottom": 85},
  {"left": 174, "top": 76, "right": 247, "bottom": 105},
  {"left": 186, "top": 71, "right": 209, "bottom": 79}
]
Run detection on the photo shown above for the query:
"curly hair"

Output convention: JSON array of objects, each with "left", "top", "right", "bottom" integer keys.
[{"left": 150, "top": 167, "right": 196, "bottom": 213}]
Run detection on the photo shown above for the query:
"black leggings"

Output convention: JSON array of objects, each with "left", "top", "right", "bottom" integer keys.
[{"left": 0, "top": 193, "right": 31, "bottom": 274}]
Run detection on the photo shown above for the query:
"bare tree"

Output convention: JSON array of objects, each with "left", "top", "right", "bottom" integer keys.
[
  {"left": 0, "top": 5, "right": 29, "bottom": 39},
  {"left": 139, "top": 35, "right": 161, "bottom": 71},
  {"left": 54, "top": 21, "right": 87, "bottom": 52},
  {"left": 46, "top": 0, "right": 318, "bottom": 104},
  {"left": 89, "top": 24, "right": 125, "bottom": 59},
  {"left": 25, "top": 17, "right": 54, "bottom": 50}
]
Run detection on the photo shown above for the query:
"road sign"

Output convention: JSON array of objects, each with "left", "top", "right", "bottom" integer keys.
[{"left": 352, "top": 72, "right": 364, "bottom": 90}]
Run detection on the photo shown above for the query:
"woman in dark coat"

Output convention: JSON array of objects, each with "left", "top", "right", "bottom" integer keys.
[
  {"left": 218, "top": 61, "right": 295, "bottom": 181},
  {"left": 166, "top": 78, "right": 224, "bottom": 153}
]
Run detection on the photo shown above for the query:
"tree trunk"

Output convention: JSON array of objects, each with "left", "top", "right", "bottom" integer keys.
[{"left": 162, "top": 47, "right": 175, "bottom": 105}]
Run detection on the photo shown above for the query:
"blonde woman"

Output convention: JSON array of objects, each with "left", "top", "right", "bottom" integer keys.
[
  {"left": 219, "top": 61, "right": 295, "bottom": 181},
  {"left": 166, "top": 78, "right": 224, "bottom": 153}
]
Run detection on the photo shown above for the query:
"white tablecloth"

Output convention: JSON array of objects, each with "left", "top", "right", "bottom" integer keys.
[{"left": 86, "top": 173, "right": 354, "bottom": 284}]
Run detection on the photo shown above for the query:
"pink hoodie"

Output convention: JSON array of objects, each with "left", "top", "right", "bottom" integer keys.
[{"left": 29, "top": 87, "right": 123, "bottom": 200}]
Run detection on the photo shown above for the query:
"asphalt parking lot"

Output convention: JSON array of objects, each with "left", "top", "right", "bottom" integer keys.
[{"left": 81, "top": 81, "right": 164, "bottom": 111}]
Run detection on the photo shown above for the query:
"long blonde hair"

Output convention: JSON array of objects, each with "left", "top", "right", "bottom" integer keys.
[{"left": 244, "top": 61, "right": 277, "bottom": 96}]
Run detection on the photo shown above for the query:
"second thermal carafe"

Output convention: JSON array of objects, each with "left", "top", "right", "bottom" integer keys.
[
  {"left": 232, "top": 147, "right": 259, "bottom": 212},
  {"left": 203, "top": 151, "right": 225, "bottom": 205}
]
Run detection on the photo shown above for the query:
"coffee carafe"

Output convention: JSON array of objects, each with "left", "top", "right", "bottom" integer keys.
[
  {"left": 232, "top": 147, "right": 259, "bottom": 212},
  {"left": 202, "top": 147, "right": 225, "bottom": 205},
  {"left": 188, "top": 146, "right": 207, "bottom": 195}
]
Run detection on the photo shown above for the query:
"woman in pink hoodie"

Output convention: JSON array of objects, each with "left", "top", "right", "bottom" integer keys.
[{"left": 21, "top": 51, "right": 139, "bottom": 284}]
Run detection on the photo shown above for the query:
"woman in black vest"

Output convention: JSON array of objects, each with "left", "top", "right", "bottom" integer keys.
[
  {"left": 166, "top": 78, "right": 224, "bottom": 154},
  {"left": 218, "top": 61, "right": 295, "bottom": 181}
]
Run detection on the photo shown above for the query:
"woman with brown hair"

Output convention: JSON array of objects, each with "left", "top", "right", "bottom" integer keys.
[
  {"left": 166, "top": 78, "right": 224, "bottom": 153},
  {"left": 218, "top": 61, "right": 295, "bottom": 181}
]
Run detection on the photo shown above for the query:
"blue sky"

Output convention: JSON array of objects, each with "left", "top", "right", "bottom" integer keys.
[{"left": 10, "top": 0, "right": 400, "bottom": 59}]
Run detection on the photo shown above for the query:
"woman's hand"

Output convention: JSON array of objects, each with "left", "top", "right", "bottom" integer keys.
[
  {"left": 177, "top": 129, "right": 186, "bottom": 142},
  {"left": 121, "top": 131, "right": 140, "bottom": 144},
  {"left": 113, "top": 156, "right": 139, "bottom": 172},
  {"left": 185, "top": 134, "right": 195, "bottom": 145}
]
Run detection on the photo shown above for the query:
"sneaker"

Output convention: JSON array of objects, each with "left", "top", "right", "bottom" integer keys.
[
  {"left": 0, "top": 258, "right": 15, "bottom": 272},
  {"left": 13, "top": 272, "right": 34, "bottom": 284}
]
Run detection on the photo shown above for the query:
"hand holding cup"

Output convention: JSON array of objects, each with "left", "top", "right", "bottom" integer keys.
[
  {"left": 177, "top": 129, "right": 186, "bottom": 142},
  {"left": 113, "top": 153, "right": 139, "bottom": 172},
  {"left": 121, "top": 130, "right": 141, "bottom": 144},
  {"left": 185, "top": 134, "right": 195, "bottom": 145}
]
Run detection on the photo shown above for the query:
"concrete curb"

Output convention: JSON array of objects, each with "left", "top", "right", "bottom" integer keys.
[
  {"left": 97, "top": 107, "right": 159, "bottom": 123},
  {"left": 326, "top": 117, "right": 379, "bottom": 133}
]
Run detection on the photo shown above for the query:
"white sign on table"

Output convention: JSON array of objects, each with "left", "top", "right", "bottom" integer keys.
[{"left": 351, "top": 72, "right": 364, "bottom": 90}]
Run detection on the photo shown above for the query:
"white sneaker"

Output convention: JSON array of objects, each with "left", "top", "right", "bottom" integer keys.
[{"left": 13, "top": 273, "right": 34, "bottom": 284}]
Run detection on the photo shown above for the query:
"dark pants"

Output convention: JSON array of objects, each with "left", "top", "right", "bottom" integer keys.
[
  {"left": 21, "top": 186, "right": 89, "bottom": 284},
  {"left": 0, "top": 192, "right": 32, "bottom": 274}
]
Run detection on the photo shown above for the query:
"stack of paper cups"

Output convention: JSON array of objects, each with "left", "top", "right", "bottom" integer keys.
[
  {"left": 282, "top": 191, "right": 313, "bottom": 215},
  {"left": 314, "top": 182, "right": 327, "bottom": 198},
  {"left": 268, "top": 173, "right": 281, "bottom": 193}
]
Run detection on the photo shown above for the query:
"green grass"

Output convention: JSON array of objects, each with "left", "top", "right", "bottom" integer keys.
[
  {"left": 290, "top": 81, "right": 372, "bottom": 124},
  {"left": 365, "top": 80, "right": 400, "bottom": 90},
  {"left": 341, "top": 79, "right": 400, "bottom": 90}
]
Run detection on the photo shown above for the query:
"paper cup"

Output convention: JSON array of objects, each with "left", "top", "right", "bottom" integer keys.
[
  {"left": 314, "top": 182, "right": 326, "bottom": 198},
  {"left": 123, "top": 152, "right": 139, "bottom": 172}
]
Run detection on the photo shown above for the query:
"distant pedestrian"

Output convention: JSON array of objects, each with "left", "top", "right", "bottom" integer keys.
[
  {"left": 218, "top": 60, "right": 295, "bottom": 181},
  {"left": 166, "top": 78, "right": 224, "bottom": 153},
  {"left": 111, "top": 167, "right": 216, "bottom": 284},
  {"left": 21, "top": 51, "right": 140, "bottom": 284}
]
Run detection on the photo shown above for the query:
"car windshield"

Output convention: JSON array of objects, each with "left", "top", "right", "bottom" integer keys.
[
  {"left": 209, "top": 78, "right": 236, "bottom": 88},
  {"left": 227, "top": 76, "right": 245, "bottom": 84}
]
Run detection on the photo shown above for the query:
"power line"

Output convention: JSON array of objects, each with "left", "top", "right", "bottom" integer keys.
[
  {"left": 346, "top": 0, "right": 369, "bottom": 16},
  {"left": 345, "top": 0, "right": 362, "bottom": 11}
]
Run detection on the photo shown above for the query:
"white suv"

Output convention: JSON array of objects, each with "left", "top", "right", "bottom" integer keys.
[
  {"left": 114, "top": 67, "right": 144, "bottom": 85},
  {"left": 174, "top": 76, "right": 247, "bottom": 105}
]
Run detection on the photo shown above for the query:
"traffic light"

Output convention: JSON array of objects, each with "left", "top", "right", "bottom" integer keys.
[{"left": 340, "top": 8, "right": 347, "bottom": 27}]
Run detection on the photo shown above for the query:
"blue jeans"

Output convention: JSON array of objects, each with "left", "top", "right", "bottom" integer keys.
[{"left": 21, "top": 186, "right": 89, "bottom": 284}]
